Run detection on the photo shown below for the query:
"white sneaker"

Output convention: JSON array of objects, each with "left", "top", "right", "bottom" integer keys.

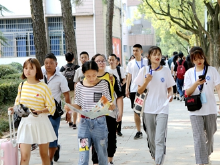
[
  {"left": 179, "top": 96, "right": 182, "bottom": 101},
  {"left": 108, "top": 162, "right": 114, "bottom": 165}
]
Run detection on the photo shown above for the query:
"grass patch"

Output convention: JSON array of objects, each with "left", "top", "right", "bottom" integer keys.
[{"left": 0, "top": 102, "right": 14, "bottom": 137}]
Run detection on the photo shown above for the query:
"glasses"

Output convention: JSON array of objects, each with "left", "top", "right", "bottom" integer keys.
[{"left": 95, "top": 61, "right": 106, "bottom": 64}]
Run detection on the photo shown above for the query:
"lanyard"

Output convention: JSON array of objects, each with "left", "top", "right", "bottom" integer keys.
[
  {"left": 150, "top": 65, "right": 160, "bottom": 75},
  {"left": 135, "top": 58, "right": 144, "bottom": 69},
  {"left": 194, "top": 66, "right": 206, "bottom": 91}
]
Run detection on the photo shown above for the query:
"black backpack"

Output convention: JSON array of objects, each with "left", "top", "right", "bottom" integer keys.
[{"left": 63, "top": 64, "right": 76, "bottom": 91}]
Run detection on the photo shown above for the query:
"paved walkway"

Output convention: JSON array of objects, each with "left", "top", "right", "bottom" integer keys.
[{"left": 28, "top": 98, "right": 220, "bottom": 165}]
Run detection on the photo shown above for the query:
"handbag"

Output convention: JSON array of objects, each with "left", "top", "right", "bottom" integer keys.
[
  {"left": 44, "top": 76, "right": 64, "bottom": 119},
  {"left": 14, "top": 82, "right": 31, "bottom": 118},
  {"left": 133, "top": 67, "right": 147, "bottom": 116},
  {"left": 185, "top": 66, "right": 208, "bottom": 111},
  {"left": 52, "top": 99, "right": 64, "bottom": 119}
]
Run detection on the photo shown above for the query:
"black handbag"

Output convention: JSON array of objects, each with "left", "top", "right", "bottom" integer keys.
[
  {"left": 185, "top": 66, "right": 208, "bottom": 111},
  {"left": 185, "top": 94, "right": 202, "bottom": 111},
  {"left": 52, "top": 99, "right": 64, "bottom": 119},
  {"left": 44, "top": 75, "right": 64, "bottom": 119}
]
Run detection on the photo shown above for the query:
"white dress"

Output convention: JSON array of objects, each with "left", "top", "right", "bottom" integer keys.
[{"left": 17, "top": 113, "right": 57, "bottom": 144}]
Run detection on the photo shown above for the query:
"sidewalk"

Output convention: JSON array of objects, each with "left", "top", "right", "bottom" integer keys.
[{"left": 29, "top": 98, "right": 220, "bottom": 165}]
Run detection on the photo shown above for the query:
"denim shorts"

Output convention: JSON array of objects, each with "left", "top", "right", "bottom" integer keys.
[{"left": 48, "top": 116, "right": 61, "bottom": 148}]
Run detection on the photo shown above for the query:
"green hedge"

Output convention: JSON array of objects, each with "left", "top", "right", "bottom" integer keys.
[
  {"left": 0, "top": 65, "right": 19, "bottom": 78},
  {"left": 0, "top": 79, "right": 22, "bottom": 104},
  {"left": 1, "top": 73, "right": 22, "bottom": 79},
  {"left": 8, "top": 62, "right": 23, "bottom": 73}
]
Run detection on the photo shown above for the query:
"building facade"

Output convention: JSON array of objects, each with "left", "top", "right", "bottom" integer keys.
[
  {"left": 0, "top": 0, "right": 122, "bottom": 67},
  {"left": 122, "top": 0, "right": 156, "bottom": 64}
]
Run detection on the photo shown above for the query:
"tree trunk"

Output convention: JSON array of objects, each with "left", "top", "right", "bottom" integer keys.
[
  {"left": 60, "top": 0, "right": 78, "bottom": 64},
  {"left": 106, "top": 0, "right": 114, "bottom": 58},
  {"left": 30, "top": 0, "right": 48, "bottom": 66}
]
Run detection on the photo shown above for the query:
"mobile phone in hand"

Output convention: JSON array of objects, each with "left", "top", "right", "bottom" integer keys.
[
  {"left": 30, "top": 108, "right": 38, "bottom": 116},
  {"left": 198, "top": 75, "right": 205, "bottom": 81}
]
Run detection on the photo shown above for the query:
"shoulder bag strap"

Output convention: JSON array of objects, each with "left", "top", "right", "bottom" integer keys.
[
  {"left": 44, "top": 75, "right": 48, "bottom": 84},
  {"left": 19, "top": 82, "right": 24, "bottom": 105},
  {"left": 200, "top": 65, "right": 208, "bottom": 92}
]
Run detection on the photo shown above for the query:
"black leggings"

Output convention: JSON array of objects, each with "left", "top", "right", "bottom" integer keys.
[{"left": 92, "top": 116, "right": 117, "bottom": 163}]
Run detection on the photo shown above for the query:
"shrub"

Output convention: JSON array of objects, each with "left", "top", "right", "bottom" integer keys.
[
  {"left": 9, "top": 62, "right": 23, "bottom": 73},
  {"left": 0, "top": 79, "right": 22, "bottom": 104},
  {"left": 0, "top": 65, "right": 19, "bottom": 78},
  {"left": 1, "top": 73, "right": 22, "bottom": 80},
  {"left": 0, "top": 120, "right": 9, "bottom": 137}
]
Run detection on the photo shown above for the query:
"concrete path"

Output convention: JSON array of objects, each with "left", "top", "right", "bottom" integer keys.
[{"left": 28, "top": 98, "right": 220, "bottom": 165}]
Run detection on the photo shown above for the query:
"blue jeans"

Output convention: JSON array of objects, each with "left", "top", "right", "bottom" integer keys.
[
  {"left": 176, "top": 78, "right": 184, "bottom": 97},
  {"left": 48, "top": 116, "right": 61, "bottom": 148},
  {"left": 78, "top": 116, "right": 108, "bottom": 165}
]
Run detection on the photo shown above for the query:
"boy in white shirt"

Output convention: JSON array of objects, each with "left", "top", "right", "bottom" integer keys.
[
  {"left": 106, "top": 54, "right": 126, "bottom": 136},
  {"left": 126, "top": 44, "right": 148, "bottom": 139},
  {"left": 66, "top": 51, "right": 89, "bottom": 129}
]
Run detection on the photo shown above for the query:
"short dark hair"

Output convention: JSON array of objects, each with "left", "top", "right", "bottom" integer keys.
[
  {"left": 91, "top": 53, "right": 106, "bottom": 61},
  {"left": 21, "top": 58, "right": 43, "bottom": 80},
  {"left": 178, "top": 52, "right": 184, "bottom": 58},
  {"left": 129, "top": 55, "right": 135, "bottom": 61},
  {"left": 133, "top": 44, "right": 142, "bottom": 50},
  {"left": 173, "top": 51, "right": 178, "bottom": 56},
  {"left": 82, "top": 60, "right": 99, "bottom": 73},
  {"left": 189, "top": 46, "right": 210, "bottom": 66},
  {"left": 65, "top": 52, "right": 74, "bottom": 62},
  {"left": 45, "top": 53, "right": 57, "bottom": 62},
  {"left": 147, "top": 46, "right": 162, "bottom": 66},
  {"left": 109, "top": 54, "right": 117, "bottom": 59},
  {"left": 116, "top": 57, "right": 120, "bottom": 62},
  {"left": 80, "top": 51, "right": 89, "bottom": 58}
]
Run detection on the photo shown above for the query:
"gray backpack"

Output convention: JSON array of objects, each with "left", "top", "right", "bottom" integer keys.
[{"left": 63, "top": 65, "right": 75, "bottom": 91}]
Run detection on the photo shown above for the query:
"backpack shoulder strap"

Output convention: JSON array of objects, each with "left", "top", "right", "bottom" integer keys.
[{"left": 116, "top": 66, "right": 122, "bottom": 81}]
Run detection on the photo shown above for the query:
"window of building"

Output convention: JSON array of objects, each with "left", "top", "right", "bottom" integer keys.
[
  {"left": 0, "top": 17, "right": 75, "bottom": 57},
  {"left": 0, "top": 18, "right": 34, "bottom": 57},
  {"left": 123, "top": 45, "right": 127, "bottom": 52}
]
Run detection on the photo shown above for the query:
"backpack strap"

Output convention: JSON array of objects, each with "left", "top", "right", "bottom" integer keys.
[{"left": 116, "top": 66, "right": 122, "bottom": 83}]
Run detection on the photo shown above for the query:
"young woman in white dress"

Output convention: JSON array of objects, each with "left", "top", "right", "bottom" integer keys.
[{"left": 8, "top": 58, "right": 56, "bottom": 165}]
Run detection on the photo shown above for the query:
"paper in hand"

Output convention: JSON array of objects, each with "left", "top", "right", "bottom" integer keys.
[{"left": 63, "top": 96, "right": 111, "bottom": 119}]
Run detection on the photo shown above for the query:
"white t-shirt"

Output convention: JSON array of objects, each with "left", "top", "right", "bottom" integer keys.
[
  {"left": 184, "top": 66, "right": 220, "bottom": 116},
  {"left": 134, "top": 66, "right": 175, "bottom": 114},
  {"left": 106, "top": 66, "right": 126, "bottom": 81},
  {"left": 126, "top": 58, "right": 148, "bottom": 92},
  {"left": 73, "top": 67, "right": 84, "bottom": 83}
]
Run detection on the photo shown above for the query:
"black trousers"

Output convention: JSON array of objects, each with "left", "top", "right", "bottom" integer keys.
[
  {"left": 116, "top": 121, "right": 122, "bottom": 133},
  {"left": 92, "top": 116, "right": 117, "bottom": 163}
]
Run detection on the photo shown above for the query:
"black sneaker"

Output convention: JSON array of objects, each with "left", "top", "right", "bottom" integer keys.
[
  {"left": 54, "top": 145, "right": 60, "bottom": 162},
  {"left": 31, "top": 143, "right": 38, "bottom": 151},
  {"left": 173, "top": 96, "right": 176, "bottom": 99},
  {"left": 72, "top": 124, "right": 77, "bottom": 129},
  {"left": 69, "top": 122, "right": 73, "bottom": 127},
  {"left": 117, "top": 132, "right": 123, "bottom": 136},
  {"left": 177, "top": 97, "right": 179, "bottom": 100},
  {"left": 134, "top": 132, "right": 143, "bottom": 139},
  {"left": 51, "top": 161, "right": 53, "bottom": 165}
]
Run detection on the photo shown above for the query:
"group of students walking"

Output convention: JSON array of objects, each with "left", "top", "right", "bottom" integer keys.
[{"left": 8, "top": 44, "right": 220, "bottom": 165}]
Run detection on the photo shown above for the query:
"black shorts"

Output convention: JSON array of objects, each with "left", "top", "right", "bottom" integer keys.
[{"left": 129, "top": 92, "right": 137, "bottom": 109}]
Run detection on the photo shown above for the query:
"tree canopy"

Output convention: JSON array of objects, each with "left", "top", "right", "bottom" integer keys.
[{"left": 134, "top": 0, "right": 220, "bottom": 67}]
